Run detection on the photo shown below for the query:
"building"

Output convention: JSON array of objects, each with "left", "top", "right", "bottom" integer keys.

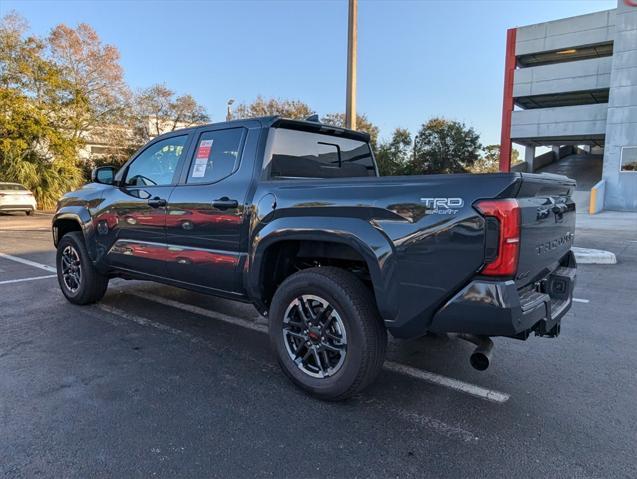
[{"left": 499, "top": 0, "right": 637, "bottom": 212}]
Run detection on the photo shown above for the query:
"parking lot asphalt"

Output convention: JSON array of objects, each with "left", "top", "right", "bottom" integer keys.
[{"left": 1, "top": 212, "right": 636, "bottom": 478}]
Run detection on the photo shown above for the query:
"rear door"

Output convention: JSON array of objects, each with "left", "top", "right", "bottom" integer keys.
[
  {"left": 514, "top": 173, "right": 576, "bottom": 288},
  {"left": 164, "top": 125, "right": 256, "bottom": 294}
]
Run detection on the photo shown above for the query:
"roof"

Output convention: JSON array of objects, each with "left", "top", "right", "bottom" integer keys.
[
  {"left": 270, "top": 117, "right": 370, "bottom": 142},
  {"left": 154, "top": 116, "right": 371, "bottom": 143}
]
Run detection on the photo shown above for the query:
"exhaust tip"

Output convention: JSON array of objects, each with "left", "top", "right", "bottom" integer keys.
[
  {"left": 470, "top": 352, "right": 490, "bottom": 371},
  {"left": 457, "top": 334, "right": 494, "bottom": 371}
]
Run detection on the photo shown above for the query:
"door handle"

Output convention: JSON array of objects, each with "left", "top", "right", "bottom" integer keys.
[
  {"left": 148, "top": 197, "right": 167, "bottom": 208},
  {"left": 212, "top": 197, "right": 239, "bottom": 210}
]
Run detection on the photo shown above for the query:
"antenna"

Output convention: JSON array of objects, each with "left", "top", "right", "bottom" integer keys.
[{"left": 305, "top": 114, "right": 320, "bottom": 123}]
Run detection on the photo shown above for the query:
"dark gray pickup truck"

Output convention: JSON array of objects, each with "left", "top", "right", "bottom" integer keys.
[{"left": 53, "top": 116, "right": 576, "bottom": 400}]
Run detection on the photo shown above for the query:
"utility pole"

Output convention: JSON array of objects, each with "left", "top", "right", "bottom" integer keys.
[{"left": 345, "top": 0, "right": 357, "bottom": 130}]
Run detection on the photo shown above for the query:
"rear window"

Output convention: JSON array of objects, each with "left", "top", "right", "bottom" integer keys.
[
  {"left": 264, "top": 128, "right": 376, "bottom": 179},
  {"left": 0, "top": 183, "right": 27, "bottom": 191}
]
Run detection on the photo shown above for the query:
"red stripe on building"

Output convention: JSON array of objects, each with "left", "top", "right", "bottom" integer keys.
[{"left": 499, "top": 28, "right": 517, "bottom": 172}]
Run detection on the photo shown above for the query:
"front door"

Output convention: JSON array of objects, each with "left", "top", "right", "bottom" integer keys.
[
  {"left": 165, "top": 126, "right": 252, "bottom": 294},
  {"left": 97, "top": 134, "right": 190, "bottom": 277}
]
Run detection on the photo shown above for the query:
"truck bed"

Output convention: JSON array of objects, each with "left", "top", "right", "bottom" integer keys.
[{"left": 257, "top": 171, "right": 576, "bottom": 338}]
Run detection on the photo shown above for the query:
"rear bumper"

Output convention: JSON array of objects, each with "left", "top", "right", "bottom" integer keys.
[
  {"left": 0, "top": 203, "right": 36, "bottom": 211},
  {"left": 429, "top": 252, "right": 576, "bottom": 338}
]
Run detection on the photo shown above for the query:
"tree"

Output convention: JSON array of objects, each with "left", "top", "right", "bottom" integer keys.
[
  {"left": 469, "top": 144, "right": 520, "bottom": 173},
  {"left": 412, "top": 118, "right": 481, "bottom": 174},
  {"left": 1, "top": 13, "right": 211, "bottom": 204},
  {"left": 47, "top": 23, "right": 130, "bottom": 139},
  {"left": 83, "top": 84, "right": 210, "bottom": 170},
  {"left": 133, "top": 83, "right": 209, "bottom": 141},
  {"left": 320, "top": 112, "right": 380, "bottom": 151},
  {"left": 0, "top": 13, "right": 83, "bottom": 209},
  {"left": 44, "top": 22, "right": 138, "bottom": 173},
  {"left": 375, "top": 128, "right": 412, "bottom": 176},
  {"left": 232, "top": 96, "right": 314, "bottom": 120}
]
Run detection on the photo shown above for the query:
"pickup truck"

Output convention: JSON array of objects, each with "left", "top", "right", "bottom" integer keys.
[{"left": 52, "top": 116, "right": 577, "bottom": 400}]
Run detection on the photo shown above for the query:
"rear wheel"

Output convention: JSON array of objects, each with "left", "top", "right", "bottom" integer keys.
[
  {"left": 25, "top": 209, "right": 33, "bottom": 216},
  {"left": 56, "top": 232, "right": 109, "bottom": 305},
  {"left": 269, "top": 267, "right": 387, "bottom": 401}
]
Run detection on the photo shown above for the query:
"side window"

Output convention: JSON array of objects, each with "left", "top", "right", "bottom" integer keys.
[
  {"left": 125, "top": 136, "right": 188, "bottom": 187},
  {"left": 265, "top": 129, "right": 376, "bottom": 179},
  {"left": 187, "top": 128, "right": 245, "bottom": 184}
]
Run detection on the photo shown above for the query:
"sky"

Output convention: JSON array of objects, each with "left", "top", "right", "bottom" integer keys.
[{"left": 1, "top": 0, "right": 618, "bottom": 147}]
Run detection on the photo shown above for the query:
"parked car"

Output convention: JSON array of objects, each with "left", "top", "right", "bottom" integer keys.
[
  {"left": 0, "top": 182, "right": 37, "bottom": 215},
  {"left": 52, "top": 116, "right": 577, "bottom": 400}
]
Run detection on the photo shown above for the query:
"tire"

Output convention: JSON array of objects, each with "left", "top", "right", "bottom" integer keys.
[
  {"left": 56, "top": 231, "right": 109, "bottom": 305},
  {"left": 269, "top": 267, "right": 387, "bottom": 401},
  {"left": 26, "top": 210, "right": 33, "bottom": 216}
]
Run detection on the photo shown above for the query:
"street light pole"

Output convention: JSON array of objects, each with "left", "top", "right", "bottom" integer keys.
[
  {"left": 345, "top": 0, "right": 357, "bottom": 130},
  {"left": 226, "top": 98, "right": 235, "bottom": 121}
]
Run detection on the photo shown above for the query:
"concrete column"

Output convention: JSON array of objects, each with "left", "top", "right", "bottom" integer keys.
[
  {"left": 601, "top": 0, "right": 637, "bottom": 211},
  {"left": 525, "top": 145, "right": 536, "bottom": 172},
  {"left": 552, "top": 145, "right": 561, "bottom": 160}
]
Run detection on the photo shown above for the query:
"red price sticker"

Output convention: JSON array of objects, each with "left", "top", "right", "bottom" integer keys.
[{"left": 196, "top": 139, "right": 213, "bottom": 159}]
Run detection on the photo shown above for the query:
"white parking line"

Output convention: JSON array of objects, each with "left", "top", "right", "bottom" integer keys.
[
  {"left": 573, "top": 298, "right": 590, "bottom": 303},
  {"left": 96, "top": 304, "right": 480, "bottom": 442},
  {"left": 0, "top": 253, "right": 56, "bottom": 273},
  {"left": 0, "top": 252, "right": 511, "bottom": 404},
  {"left": 131, "top": 291, "right": 267, "bottom": 334},
  {"left": 97, "top": 303, "right": 213, "bottom": 347},
  {"left": 131, "top": 291, "right": 510, "bottom": 404},
  {"left": 95, "top": 303, "right": 280, "bottom": 375},
  {"left": 384, "top": 362, "right": 509, "bottom": 403},
  {"left": 0, "top": 274, "right": 56, "bottom": 285}
]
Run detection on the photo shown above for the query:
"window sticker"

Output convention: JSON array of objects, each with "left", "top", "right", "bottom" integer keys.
[
  {"left": 192, "top": 139, "right": 214, "bottom": 178},
  {"left": 192, "top": 159, "right": 207, "bottom": 177},
  {"left": 196, "top": 139, "right": 213, "bottom": 159}
]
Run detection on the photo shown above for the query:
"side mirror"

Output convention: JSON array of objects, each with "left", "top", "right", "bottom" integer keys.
[{"left": 92, "top": 166, "right": 117, "bottom": 185}]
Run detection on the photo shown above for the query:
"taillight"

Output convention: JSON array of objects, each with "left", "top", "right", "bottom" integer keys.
[{"left": 475, "top": 199, "right": 520, "bottom": 276}]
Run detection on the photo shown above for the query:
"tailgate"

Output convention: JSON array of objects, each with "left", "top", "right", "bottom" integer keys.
[{"left": 514, "top": 173, "right": 576, "bottom": 288}]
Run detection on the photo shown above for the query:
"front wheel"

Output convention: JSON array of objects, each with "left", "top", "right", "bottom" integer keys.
[
  {"left": 56, "top": 231, "right": 109, "bottom": 305},
  {"left": 269, "top": 267, "right": 387, "bottom": 401}
]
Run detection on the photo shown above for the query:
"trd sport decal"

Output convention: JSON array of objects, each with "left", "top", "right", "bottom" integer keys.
[{"left": 420, "top": 197, "right": 465, "bottom": 215}]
